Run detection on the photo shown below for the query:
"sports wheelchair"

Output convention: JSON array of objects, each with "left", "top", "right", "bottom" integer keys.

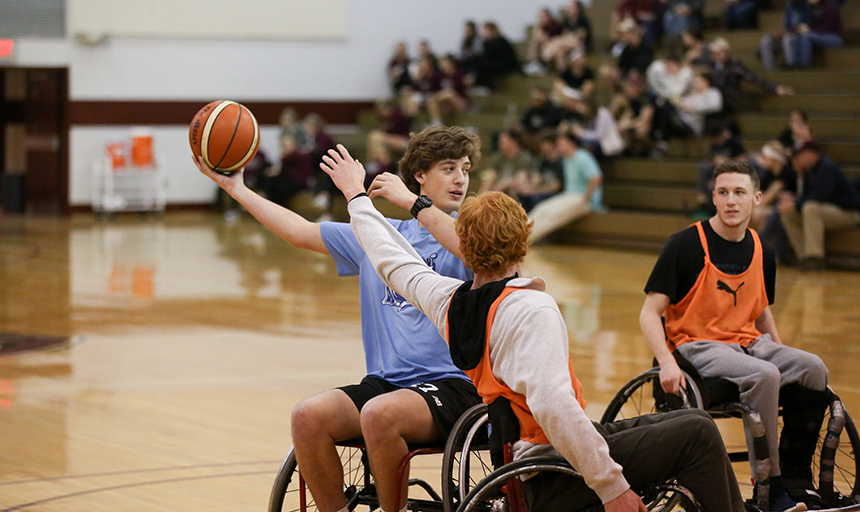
[
  {"left": 268, "top": 403, "right": 493, "bottom": 512},
  {"left": 269, "top": 402, "right": 703, "bottom": 512},
  {"left": 601, "top": 356, "right": 860, "bottom": 511}
]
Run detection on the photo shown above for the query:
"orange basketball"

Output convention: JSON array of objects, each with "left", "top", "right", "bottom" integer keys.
[{"left": 189, "top": 100, "right": 260, "bottom": 175}]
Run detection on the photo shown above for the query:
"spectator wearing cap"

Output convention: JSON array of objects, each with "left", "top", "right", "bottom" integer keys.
[
  {"left": 750, "top": 141, "right": 797, "bottom": 260},
  {"left": 600, "top": 18, "right": 654, "bottom": 94},
  {"left": 779, "top": 140, "right": 860, "bottom": 270},
  {"left": 708, "top": 37, "right": 793, "bottom": 117},
  {"left": 552, "top": 48, "right": 596, "bottom": 103}
]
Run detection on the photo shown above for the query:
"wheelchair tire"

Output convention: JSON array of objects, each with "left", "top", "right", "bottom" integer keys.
[
  {"left": 268, "top": 445, "right": 373, "bottom": 512},
  {"left": 812, "top": 400, "right": 860, "bottom": 507},
  {"left": 442, "top": 403, "right": 494, "bottom": 512},
  {"left": 600, "top": 367, "right": 702, "bottom": 424},
  {"left": 456, "top": 455, "right": 703, "bottom": 512}
]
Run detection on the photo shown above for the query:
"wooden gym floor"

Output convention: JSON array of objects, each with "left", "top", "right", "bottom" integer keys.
[{"left": 1, "top": 211, "right": 858, "bottom": 511}]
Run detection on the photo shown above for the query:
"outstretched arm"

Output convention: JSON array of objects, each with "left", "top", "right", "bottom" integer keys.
[
  {"left": 320, "top": 146, "right": 462, "bottom": 331},
  {"left": 193, "top": 156, "right": 327, "bottom": 254},
  {"left": 367, "top": 172, "right": 464, "bottom": 261}
]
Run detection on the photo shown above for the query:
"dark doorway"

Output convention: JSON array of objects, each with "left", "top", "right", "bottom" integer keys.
[{"left": 0, "top": 67, "right": 69, "bottom": 214}]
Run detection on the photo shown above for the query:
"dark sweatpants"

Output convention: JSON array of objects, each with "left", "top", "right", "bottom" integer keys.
[{"left": 523, "top": 409, "right": 745, "bottom": 512}]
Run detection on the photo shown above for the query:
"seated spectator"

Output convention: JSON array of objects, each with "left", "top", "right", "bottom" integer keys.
[
  {"left": 519, "top": 86, "right": 565, "bottom": 153},
  {"left": 552, "top": 47, "right": 596, "bottom": 102},
  {"left": 367, "top": 99, "right": 412, "bottom": 159},
  {"left": 514, "top": 132, "right": 565, "bottom": 212},
  {"left": 663, "top": 0, "right": 704, "bottom": 41},
  {"left": 522, "top": 8, "right": 564, "bottom": 76},
  {"left": 459, "top": 20, "right": 483, "bottom": 83},
  {"left": 570, "top": 99, "right": 626, "bottom": 158},
  {"left": 427, "top": 55, "right": 470, "bottom": 126},
  {"left": 409, "top": 39, "right": 435, "bottom": 79},
  {"left": 694, "top": 124, "right": 746, "bottom": 215},
  {"left": 724, "top": 0, "right": 758, "bottom": 29},
  {"left": 610, "top": 74, "right": 656, "bottom": 157},
  {"left": 400, "top": 54, "right": 442, "bottom": 118},
  {"left": 759, "top": 0, "right": 809, "bottom": 71},
  {"left": 783, "top": 0, "right": 843, "bottom": 69},
  {"left": 529, "top": 131, "right": 603, "bottom": 243},
  {"left": 600, "top": 19, "right": 654, "bottom": 93},
  {"left": 780, "top": 140, "right": 860, "bottom": 270},
  {"left": 542, "top": 1, "right": 593, "bottom": 72},
  {"left": 612, "top": 0, "right": 658, "bottom": 45},
  {"left": 362, "top": 144, "right": 394, "bottom": 190},
  {"left": 778, "top": 109, "right": 814, "bottom": 152},
  {"left": 479, "top": 130, "right": 537, "bottom": 199},
  {"left": 472, "top": 21, "right": 519, "bottom": 93},
  {"left": 709, "top": 37, "right": 792, "bottom": 118},
  {"left": 279, "top": 108, "right": 308, "bottom": 148},
  {"left": 387, "top": 41, "right": 413, "bottom": 94},
  {"left": 646, "top": 50, "right": 694, "bottom": 102},
  {"left": 303, "top": 113, "right": 338, "bottom": 219},
  {"left": 263, "top": 133, "right": 313, "bottom": 208},
  {"left": 749, "top": 141, "right": 796, "bottom": 261},
  {"left": 652, "top": 72, "right": 722, "bottom": 147}
]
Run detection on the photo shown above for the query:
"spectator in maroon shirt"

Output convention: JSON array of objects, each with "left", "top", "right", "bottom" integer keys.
[
  {"left": 387, "top": 41, "right": 412, "bottom": 94},
  {"left": 263, "top": 133, "right": 312, "bottom": 208},
  {"left": 613, "top": 0, "right": 658, "bottom": 44},
  {"left": 368, "top": 100, "right": 412, "bottom": 160},
  {"left": 427, "top": 55, "right": 470, "bottom": 125},
  {"left": 304, "top": 113, "right": 338, "bottom": 218},
  {"left": 522, "top": 8, "right": 564, "bottom": 76},
  {"left": 400, "top": 54, "right": 442, "bottom": 118}
]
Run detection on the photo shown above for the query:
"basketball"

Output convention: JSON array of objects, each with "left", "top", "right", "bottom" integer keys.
[{"left": 189, "top": 100, "right": 260, "bottom": 175}]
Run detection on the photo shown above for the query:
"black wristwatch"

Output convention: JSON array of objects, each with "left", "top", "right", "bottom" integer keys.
[{"left": 410, "top": 194, "right": 433, "bottom": 218}]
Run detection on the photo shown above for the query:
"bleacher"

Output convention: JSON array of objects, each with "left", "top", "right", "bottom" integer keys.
[{"left": 339, "top": 1, "right": 860, "bottom": 269}]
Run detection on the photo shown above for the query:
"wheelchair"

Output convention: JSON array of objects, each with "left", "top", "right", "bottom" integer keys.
[
  {"left": 268, "top": 403, "right": 493, "bottom": 512},
  {"left": 601, "top": 358, "right": 860, "bottom": 511}
]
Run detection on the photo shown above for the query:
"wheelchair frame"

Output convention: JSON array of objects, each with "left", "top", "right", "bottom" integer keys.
[
  {"left": 268, "top": 403, "right": 493, "bottom": 512},
  {"left": 602, "top": 366, "right": 860, "bottom": 511}
]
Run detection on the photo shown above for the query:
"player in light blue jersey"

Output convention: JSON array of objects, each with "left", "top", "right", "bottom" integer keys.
[{"left": 195, "top": 126, "right": 481, "bottom": 512}]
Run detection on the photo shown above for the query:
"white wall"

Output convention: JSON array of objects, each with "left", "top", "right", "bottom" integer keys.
[{"left": 13, "top": 0, "right": 566, "bottom": 207}]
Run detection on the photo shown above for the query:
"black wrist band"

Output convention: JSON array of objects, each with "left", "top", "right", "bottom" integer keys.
[
  {"left": 410, "top": 194, "right": 433, "bottom": 218},
  {"left": 349, "top": 192, "right": 368, "bottom": 202}
]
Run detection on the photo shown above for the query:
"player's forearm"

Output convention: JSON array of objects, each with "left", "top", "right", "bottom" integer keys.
[
  {"left": 231, "top": 185, "right": 327, "bottom": 254},
  {"left": 756, "top": 307, "right": 782, "bottom": 344},
  {"left": 640, "top": 294, "right": 674, "bottom": 365},
  {"left": 416, "top": 207, "right": 464, "bottom": 261}
]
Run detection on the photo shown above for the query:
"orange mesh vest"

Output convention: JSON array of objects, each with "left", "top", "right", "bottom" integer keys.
[
  {"left": 664, "top": 222, "right": 768, "bottom": 351},
  {"left": 446, "top": 287, "right": 587, "bottom": 445}
]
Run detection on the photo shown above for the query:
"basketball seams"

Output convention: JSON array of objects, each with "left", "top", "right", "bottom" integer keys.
[
  {"left": 200, "top": 100, "right": 236, "bottom": 169},
  {"left": 223, "top": 107, "right": 260, "bottom": 172}
]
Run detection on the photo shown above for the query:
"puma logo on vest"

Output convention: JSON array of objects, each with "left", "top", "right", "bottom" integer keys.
[{"left": 717, "top": 280, "right": 744, "bottom": 306}]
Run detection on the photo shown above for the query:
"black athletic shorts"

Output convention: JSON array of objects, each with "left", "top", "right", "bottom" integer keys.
[{"left": 338, "top": 375, "right": 481, "bottom": 438}]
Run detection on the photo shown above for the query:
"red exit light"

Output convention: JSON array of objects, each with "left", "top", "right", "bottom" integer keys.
[{"left": 0, "top": 40, "right": 14, "bottom": 57}]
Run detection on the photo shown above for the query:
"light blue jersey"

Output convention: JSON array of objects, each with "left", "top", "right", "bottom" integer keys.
[
  {"left": 321, "top": 218, "right": 473, "bottom": 386},
  {"left": 563, "top": 149, "right": 604, "bottom": 212}
]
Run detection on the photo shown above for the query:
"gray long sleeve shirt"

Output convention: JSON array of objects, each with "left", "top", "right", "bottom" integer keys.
[{"left": 346, "top": 196, "right": 629, "bottom": 504}]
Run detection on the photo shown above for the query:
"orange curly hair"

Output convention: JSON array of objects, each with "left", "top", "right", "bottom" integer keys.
[{"left": 455, "top": 192, "right": 532, "bottom": 275}]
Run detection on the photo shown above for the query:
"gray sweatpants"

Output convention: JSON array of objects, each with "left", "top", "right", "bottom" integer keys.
[{"left": 676, "top": 334, "right": 828, "bottom": 477}]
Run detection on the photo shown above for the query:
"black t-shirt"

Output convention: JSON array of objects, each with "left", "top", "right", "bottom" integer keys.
[
  {"left": 559, "top": 67, "right": 595, "bottom": 90},
  {"left": 645, "top": 221, "right": 776, "bottom": 305}
]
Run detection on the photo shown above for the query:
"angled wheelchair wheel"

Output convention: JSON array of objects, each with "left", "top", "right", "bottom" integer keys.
[
  {"left": 268, "top": 445, "right": 374, "bottom": 512},
  {"left": 600, "top": 368, "right": 702, "bottom": 424},
  {"left": 810, "top": 397, "right": 860, "bottom": 508},
  {"left": 442, "top": 403, "right": 494, "bottom": 512},
  {"left": 456, "top": 455, "right": 703, "bottom": 512}
]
